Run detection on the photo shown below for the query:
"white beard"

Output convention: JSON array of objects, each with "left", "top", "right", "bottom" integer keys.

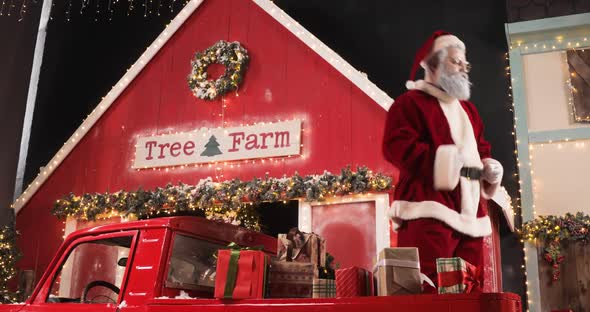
[{"left": 438, "top": 68, "right": 471, "bottom": 100}]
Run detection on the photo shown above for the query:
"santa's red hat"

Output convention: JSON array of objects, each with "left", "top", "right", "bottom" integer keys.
[{"left": 406, "top": 30, "right": 465, "bottom": 90}]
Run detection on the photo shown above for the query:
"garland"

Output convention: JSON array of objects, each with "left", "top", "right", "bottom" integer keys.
[
  {"left": 520, "top": 212, "right": 590, "bottom": 282},
  {"left": 53, "top": 166, "right": 392, "bottom": 231},
  {"left": 0, "top": 225, "right": 20, "bottom": 303},
  {"left": 187, "top": 40, "right": 249, "bottom": 100}
]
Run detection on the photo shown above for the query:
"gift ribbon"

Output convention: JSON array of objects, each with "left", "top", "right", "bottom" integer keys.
[
  {"left": 222, "top": 242, "right": 264, "bottom": 299},
  {"left": 223, "top": 249, "right": 241, "bottom": 299},
  {"left": 363, "top": 270, "right": 372, "bottom": 296},
  {"left": 372, "top": 259, "right": 435, "bottom": 288},
  {"left": 437, "top": 264, "right": 482, "bottom": 293}
]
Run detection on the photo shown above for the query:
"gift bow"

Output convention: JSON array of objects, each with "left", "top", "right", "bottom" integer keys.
[
  {"left": 223, "top": 242, "right": 264, "bottom": 299},
  {"left": 438, "top": 263, "right": 482, "bottom": 293}
]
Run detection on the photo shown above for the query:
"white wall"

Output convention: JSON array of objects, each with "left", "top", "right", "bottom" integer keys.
[{"left": 530, "top": 140, "right": 590, "bottom": 216}]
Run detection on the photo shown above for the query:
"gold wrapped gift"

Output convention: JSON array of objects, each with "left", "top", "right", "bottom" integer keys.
[{"left": 374, "top": 247, "right": 422, "bottom": 295}]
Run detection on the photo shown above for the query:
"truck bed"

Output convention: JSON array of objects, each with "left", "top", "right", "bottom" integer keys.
[{"left": 147, "top": 292, "right": 522, "bottom": 312}]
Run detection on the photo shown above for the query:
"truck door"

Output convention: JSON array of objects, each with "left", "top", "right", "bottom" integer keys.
[{"left": 26, "top": 230, "right": 138, "bottom": 312}]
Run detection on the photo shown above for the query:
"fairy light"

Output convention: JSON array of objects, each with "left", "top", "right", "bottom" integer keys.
[
  {"left": 128, "top": 0, "right": 135, "bottom": 15},
  {"left": 17, "top": 0, "right": 26, "bottom": 21},
  {"left": 0, "top": 0, "right": 6, "bottom": 16},
  {"left": 80, "top": 0, "right": 89, "bottom": 14},
  {"left": 505, "top": 51, "right": 532, "bottom": 310},
  {"left": 0, "top": 225, "right": 20, "bottom": 303},
  {"left": 53, "top": 166, "right": 392, "bottom": 227}
]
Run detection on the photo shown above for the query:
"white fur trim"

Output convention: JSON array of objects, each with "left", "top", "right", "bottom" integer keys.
[
  {"left": 481, "top": 158, "right": 502, "bottom": 199},
  {"left": 434, "top": 145, "right": 462, "bottom": 191},
  {"left": 432, "top": 35, "right": 465, "bottom": 54},
  {"left": 406, "top": 80, "right": 416, "bottom": 90},
  {"left": 390, "top": 200, "right": 492, "bottom": 237}
]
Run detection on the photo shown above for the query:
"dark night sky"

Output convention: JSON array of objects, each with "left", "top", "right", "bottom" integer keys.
[{"left": 0, "top": 0, "right": 524, "bottom": 300}]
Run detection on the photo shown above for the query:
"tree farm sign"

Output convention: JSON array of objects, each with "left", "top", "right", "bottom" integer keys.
[{"left": 133, "top": 120, "right": 301, "bottom": 168}]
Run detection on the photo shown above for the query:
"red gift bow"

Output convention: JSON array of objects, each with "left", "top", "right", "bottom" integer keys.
[{"left": 437, "top": 264, "right": 482, "bottom": 293}]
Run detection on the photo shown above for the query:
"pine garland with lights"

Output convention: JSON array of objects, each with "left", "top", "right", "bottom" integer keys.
[
  {"left": 187, "top": 40, "right": 249, "bottom": 100},
  {"left": 53, "top": 166, "right": 392, "bottom": 231},
  {"left": 520, "top": 212, "right": 590, "bottom": 282},
  {"left": 0, "top": 225, "right": 20, "bottom": 304}
]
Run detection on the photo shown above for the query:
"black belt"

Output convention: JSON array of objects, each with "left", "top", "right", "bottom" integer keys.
[{"left": 460, "top": 167, "right": 482, "bottom": 180}]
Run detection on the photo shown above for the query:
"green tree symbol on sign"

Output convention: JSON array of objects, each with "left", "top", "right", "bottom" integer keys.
[{"left": 201, "top": 135, "right": 223, "bottom": 157}]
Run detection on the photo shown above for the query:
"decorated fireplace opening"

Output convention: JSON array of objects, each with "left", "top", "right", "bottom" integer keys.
[{"left": 298, "top": 194, "right": 390, "bottom": 272}]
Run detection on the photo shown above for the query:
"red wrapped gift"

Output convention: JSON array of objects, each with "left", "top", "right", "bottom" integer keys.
[
  {"left": 214, "top": 249, "right": 268, "bottom": 299},
  {"left": 335, "top": 267, "right": 374, "bottom": 297}
]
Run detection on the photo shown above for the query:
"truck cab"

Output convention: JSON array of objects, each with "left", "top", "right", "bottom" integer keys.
[
  {"left": 9, "top": 217, "right": 276, "bottom": 311},
  {"left": 1, "top": 216, "right": 521, "bottom": 312}
]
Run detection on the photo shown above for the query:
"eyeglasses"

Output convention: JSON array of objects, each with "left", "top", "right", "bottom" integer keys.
[{"left": 448, "top": 57, "right": 472, "bottom": 73}]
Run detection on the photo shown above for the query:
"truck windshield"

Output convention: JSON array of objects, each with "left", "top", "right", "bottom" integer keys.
[{"left": 46, "top": 235, "right": 133, "bottom": 304}]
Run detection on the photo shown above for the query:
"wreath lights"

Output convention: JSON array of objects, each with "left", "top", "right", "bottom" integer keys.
[
  {"left": 187, "top": 40, "right": 249, "bottom": 100},
  {"left": 52, "top": 166, "right": 393, "bottom": 230},
  {"left": 520, "top": 212, "right": 590, "bottom": 282}
]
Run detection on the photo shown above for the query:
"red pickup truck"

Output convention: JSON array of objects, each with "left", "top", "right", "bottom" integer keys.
[{"left": 1, "top": 217, "right": 521, "bottom": 312}]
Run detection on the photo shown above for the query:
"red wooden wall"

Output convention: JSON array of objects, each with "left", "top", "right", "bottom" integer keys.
[{"left": 16, "top": 0, "right": 396, "bottom": 282}]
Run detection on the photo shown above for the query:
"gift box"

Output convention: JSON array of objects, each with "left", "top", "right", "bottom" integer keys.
[
  {"left": 214, "top": 249, "right": 268, "bottom": 299},
  {"left": 374, "top": 247, "right": 422, "bottom": 295},
  {"left": 312, "top": 278, "right": 336, "bottom": 298},
  {"left": 436, "top": 257, "right": 481, "bottom": 294},
  {"left": 335, "top": 267, "right": 374, "bottom": 297},
  {"left": 277, "top": 228, "right": 326, "bottom": 267},
  {"left": 267, "top": 260, "right": 317, "bottom": 298}
]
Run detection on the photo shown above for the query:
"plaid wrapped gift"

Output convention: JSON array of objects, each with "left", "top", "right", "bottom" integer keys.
[
  {"left": 436, "top": 257, "right": 481, "bottom": 294},
  {"left": 312, "top": 278, "right": 336, "bottom": 298}
]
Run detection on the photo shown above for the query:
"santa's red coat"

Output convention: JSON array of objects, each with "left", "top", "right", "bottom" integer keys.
[{"left": 383, "top": 82, "right": 501, "bottom": 238}]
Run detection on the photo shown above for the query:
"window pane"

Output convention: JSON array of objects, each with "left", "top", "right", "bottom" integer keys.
[
  {"left": 47, "top": 236, "right": 133, "bottom": 304},
  {"left": 166, "top": 234, "right": 223, "bottom": 294}
]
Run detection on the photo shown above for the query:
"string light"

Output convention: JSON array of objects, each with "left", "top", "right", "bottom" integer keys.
[
  {"left": 53, "top": 166, "right": 393, "bottom": 229},
  {"left": 80, "top": 0, "right": 89, "bottom": 14},
  {"left": 505, "top": 51, "right": 531, "bottom": 311},
  {"left": 65, "top": 0, "right": 72, "bottom": 21},
  {"left": 17, "top": 0, "right": 25, "bottom": 21},
  {"left": 128, "top": 0, "right": 135, "bottom": 15},
  {"left": 511, "top": 35, "right": 589, "bottom": 55},
  {"left": 0, "top": 225, "right": 20, "bottom": 303},
  {"left": 0, "top": 0, "right": 6, "bottom": 16}
]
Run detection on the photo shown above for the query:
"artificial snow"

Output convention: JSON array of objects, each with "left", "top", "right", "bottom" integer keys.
[{"left": 174, "top": 290, "right": 195, "bottom": 299}]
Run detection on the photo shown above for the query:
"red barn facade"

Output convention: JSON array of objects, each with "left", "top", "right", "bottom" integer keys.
[{"left": 11, "top": 0, "right": 508, "bottom": 293}]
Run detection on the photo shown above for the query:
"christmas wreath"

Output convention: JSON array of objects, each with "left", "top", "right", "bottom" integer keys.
[
  {"left": 187, "top": 40, "right": 249, "bottom": 100},
  {"left": 520, "top": 212, "right": 590, "bottom": 282}
]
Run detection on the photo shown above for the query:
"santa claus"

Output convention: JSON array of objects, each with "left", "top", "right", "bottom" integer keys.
[{"left": 383, "top": 30, "right": 503, "bottom": 292}]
